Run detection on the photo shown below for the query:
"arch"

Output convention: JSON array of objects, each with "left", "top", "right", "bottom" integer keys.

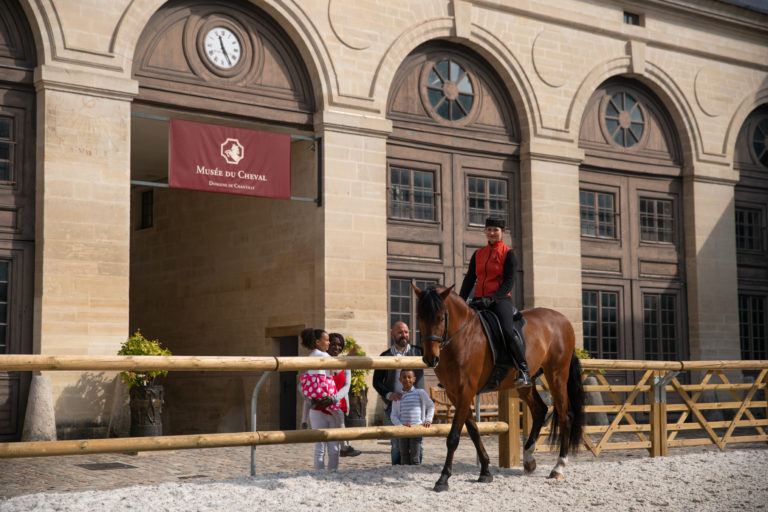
[
  {"left": 568, "top": 59, "right": 700, "bottom": 171},
  {"left": 114, "top": 0, "right": 334, "bottom": 109},
  {"left": 371, "top": 20, "right": 538, "bottom": 142},
  {"left": 724, "top": 85, "right": 768, "bottom": 159}
]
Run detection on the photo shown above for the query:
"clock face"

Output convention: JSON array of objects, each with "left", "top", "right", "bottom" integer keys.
[{"left": 203, "top": 27, "right": 241, "bottom": 69}]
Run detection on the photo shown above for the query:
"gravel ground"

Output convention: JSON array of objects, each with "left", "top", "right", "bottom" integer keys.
[{"left": 2, "top": 448, "right": 766, "bottom": 511}]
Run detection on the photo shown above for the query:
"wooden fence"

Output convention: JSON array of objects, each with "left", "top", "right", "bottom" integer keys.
[{"left": 0, "top": 355, "right": 766, "bottom": 468}]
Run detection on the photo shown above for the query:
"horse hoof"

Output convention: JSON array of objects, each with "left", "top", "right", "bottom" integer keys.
[
  {"left": 524, "top": 461, "right": 536, "bottom": 474},
  {"left": 433, "top": 482, "right": 450, "bottom": 492},
  {"left": 547, "top": 471, "right": 565, "bottom": 480},
  {"left": 478, "top": 474, "right": 493, "bottom": 483}
]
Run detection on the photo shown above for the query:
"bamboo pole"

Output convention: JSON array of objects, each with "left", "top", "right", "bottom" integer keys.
[{"left": 0, "top": 423, "right": 508, "bottom": 458}]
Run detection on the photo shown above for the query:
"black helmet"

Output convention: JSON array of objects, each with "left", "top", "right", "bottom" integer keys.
[{"left": 485, "top": 217, "right": 505, "bottom": 230}]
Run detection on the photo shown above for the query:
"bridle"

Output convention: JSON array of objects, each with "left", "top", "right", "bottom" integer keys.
[{"left": 422, "top": 307, "right": 478, "bottom": 351}]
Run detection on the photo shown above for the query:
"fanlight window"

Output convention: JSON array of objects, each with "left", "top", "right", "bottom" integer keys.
[
  {"left": 753, "top": 118, "right": 768, "bottom": 168},
  {"left": 426, "top": 60, "right": 475, "bottom": 121},
  {"left": 604, "top": 92, "right": 645, "bottom": 148}
]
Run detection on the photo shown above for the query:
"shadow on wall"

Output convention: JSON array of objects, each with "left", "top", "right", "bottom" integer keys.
[{"left": 53, "top": 372, "right": 129, "bottom": 440}]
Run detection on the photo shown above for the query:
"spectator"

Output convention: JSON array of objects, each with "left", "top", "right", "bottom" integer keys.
[
  {"left": 390, "top": 369, "right": 434, "bottom": 464},
  {"left": 328, "top": 332, "right": 362, "bottom": 457},
  {"left": 299, "top": 328, "right": 341, "bottom": 470},
  {"left": 372, "top": 321, "right": 424, "bottom": 465}
]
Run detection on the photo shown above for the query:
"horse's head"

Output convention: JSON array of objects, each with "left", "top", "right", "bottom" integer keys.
[{"left": 412, "top": 283, "right": 454, "bottom": 368}]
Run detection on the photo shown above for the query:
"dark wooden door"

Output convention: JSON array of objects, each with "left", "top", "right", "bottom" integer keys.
[{"left": 0, "top": 0, "right": 36, "bottom": 440}]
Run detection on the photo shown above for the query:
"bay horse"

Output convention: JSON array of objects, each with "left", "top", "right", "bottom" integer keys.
[{"left": 412, "top": 284, "right": 584, "bottom": 492}]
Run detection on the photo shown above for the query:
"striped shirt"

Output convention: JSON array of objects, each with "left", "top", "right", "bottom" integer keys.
[{"left": 397, "top": 389, "right": 424, "bottom": 425}]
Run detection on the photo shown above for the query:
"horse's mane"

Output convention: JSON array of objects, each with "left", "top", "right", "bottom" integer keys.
[{"left": 417, "top": 286, "right": 447, "bottom": 325}]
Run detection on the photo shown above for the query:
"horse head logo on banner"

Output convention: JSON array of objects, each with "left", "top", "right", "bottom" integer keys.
[{"left": 221, "top": 138, "right": 245, "bottom": 165}]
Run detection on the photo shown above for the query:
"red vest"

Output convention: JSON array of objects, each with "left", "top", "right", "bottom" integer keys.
[{"left": 474, "top": 241, "right": 511, "bottom": 298}]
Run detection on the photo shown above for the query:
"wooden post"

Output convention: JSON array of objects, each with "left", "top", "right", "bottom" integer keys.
[
  {"left": 650, "top": 370, "right": 669, "bottom": 457},
  {"left": 498, "top": 388, "right": 519, "bottom": 468}
]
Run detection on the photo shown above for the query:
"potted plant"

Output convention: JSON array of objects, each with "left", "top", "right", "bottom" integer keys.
[
  {"left": 118, "top": 330, "right": 171, "bottom": 437},
  {"left": 343, "top": 336, "right": 370, "bottom": 427}
]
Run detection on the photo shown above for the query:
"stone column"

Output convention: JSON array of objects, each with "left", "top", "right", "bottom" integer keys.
[
  {"left": 682, "top": 169, "right": 740, "bottom": 361},
  {"left": 314, "top": 110, "right": 392, "bottom": 345},
  {"left": 315, "top": 110, "right": 392, "bottom": 422},
  {"left": 33, "top": 65, "right": 137, "bottom": 437},
  {"left": 520, "top": 142, "right": 585, "bottom": 346}
]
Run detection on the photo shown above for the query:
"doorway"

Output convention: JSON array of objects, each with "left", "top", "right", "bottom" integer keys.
[{"left": 278, "top": 336, "right": 298, "bottom": 430}]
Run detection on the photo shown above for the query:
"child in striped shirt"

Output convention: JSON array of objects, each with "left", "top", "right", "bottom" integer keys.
[{"left": 390, "top": 369, "right": 435, "bottom": 465}]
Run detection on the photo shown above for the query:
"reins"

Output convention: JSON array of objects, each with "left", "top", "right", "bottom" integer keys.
[{"left": 423, "top": 305, "right": 478, "bottom": 351}]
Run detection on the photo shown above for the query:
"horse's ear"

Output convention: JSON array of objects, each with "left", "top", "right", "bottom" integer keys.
[
  {"left": 411, "top": 281, "right": 422, "bottom": 297},
  {"left": 439, "top": 285, "right": 455, "bottom": 300}
]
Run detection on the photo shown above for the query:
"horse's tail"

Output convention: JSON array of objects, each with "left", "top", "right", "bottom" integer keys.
[{"left": 549, "top": 352, "right": 585, "bottom": 453}]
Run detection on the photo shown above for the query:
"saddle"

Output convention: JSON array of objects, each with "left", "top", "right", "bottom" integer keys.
[{"left": 471, "top": 304, "right": 527, "bottom": 393}]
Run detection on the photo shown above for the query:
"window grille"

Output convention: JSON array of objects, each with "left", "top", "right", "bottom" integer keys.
[
  {"left": 468, "top": 176, "right": 508, "bottom": 226},
  {"left": 580, "top": 190, "right": 616, "bottom": 238},
  {"left": 643, "top": 293, "right": 678, "bottom": 360},
  {"left": 639, "top": 198, "right": 674, "bottom": 243},
  {"left": 389, "top": 167, "right": 436, "bottom": 221},
  {"left": 582, "top": 290, "right": 619, "bottom": 358}
]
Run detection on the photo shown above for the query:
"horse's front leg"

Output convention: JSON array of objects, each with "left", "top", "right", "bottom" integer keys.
[
  {"left": 434, "top": 401, "right": 472, "bottom": 492},
  {"left": 465, "top": 416, "right": 492, "bottom": 483}
]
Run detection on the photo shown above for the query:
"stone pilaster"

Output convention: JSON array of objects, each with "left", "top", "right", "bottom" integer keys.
[
  {"left": 34, "top": 64, "right": 137, "bottom": 434},
  {"left": 682, "top": 167, "right": 740, "bottom": 361},
  {"left": 314, "top": 110, "right": 392, "bottom": 350},
  {"left": 520, "top": 141, "right": 585, "bottom": 346}
]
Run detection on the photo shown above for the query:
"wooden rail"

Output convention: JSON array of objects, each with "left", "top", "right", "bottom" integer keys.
[
  {"left": 0, "top": 423, "right": 507, "bottom": 458},
  {"left": 0, "top": 355, "right": 766, "bottom": 468}
]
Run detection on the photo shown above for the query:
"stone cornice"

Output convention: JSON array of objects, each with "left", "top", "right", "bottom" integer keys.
[
  {"left": 34, "top": 64, "right": 138, "bottom": 101},
  {"left": 314, "top": 109, "right": 393, "bottom": 138}
]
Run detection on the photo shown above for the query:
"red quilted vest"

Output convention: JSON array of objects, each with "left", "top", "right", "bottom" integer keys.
[{"left": 474, "top": 241, "right": 511, "bottom": 298}]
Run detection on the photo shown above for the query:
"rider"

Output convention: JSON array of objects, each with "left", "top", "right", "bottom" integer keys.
[{"left": 458, "top": 216, "right": 532, "bottom": 388}]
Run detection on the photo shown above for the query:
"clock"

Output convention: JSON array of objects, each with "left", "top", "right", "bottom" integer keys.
[{"left": 203, "top": 27, "right": 241, "bottom": 69}]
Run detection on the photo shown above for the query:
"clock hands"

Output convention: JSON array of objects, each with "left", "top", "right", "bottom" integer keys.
[{"left": 217, "top": 34, "right": 232, "bottom": 67}]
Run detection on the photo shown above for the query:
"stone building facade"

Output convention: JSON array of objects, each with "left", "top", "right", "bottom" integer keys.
[{"left": 0, "top": 0, "right": 766, "bottom": 439}]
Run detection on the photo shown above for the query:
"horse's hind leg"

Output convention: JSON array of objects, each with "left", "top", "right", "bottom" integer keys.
[
  {"left": 465, "top": 416, "right": 492, "bottom": 483},
  {"left": 521, "top": 387, "right": 547, "bottom": 475},
  {"left": 434, "top": 401, "right": 472, "bottom": 492},
  {"left": 547, "top": 375, "right": 571, "bottom": 480}
]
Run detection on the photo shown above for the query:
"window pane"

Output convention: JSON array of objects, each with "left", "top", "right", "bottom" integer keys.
[
  {"left": 735, "top": 207, "right": 763, "bottom": 251},
  {"left": 0, "top": 119, "right": 10, "bottom": 139},
  {"left": 739, "top": 294, "right": 767, "bottom": 360},
  {"left": 468, "top": 176, "right": 508, "bottom": 227},
  {"left": 0, "top": 261, "right": 8, "bottom": 354},
  {"left": 427, "top": 88, "right": 443, "bottom": 108},
  {"left": 639, "top": 198, "right": 674, "bottom": 243},
  {"left": 643, "top": 293, "right": 677, "bottom": 360},
  {"left": 427, "top": 69, "right": 443, "bottom": 88},
  {"left": 390, "top": 167, "right": 435, "bottom": 221}
]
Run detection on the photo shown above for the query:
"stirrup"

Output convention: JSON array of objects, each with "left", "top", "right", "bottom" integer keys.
[{"left": 514, "top": 371, "right": 532, "bottom": 388}]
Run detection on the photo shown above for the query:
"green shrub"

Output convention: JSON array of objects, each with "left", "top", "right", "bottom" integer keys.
[
  {"left": 117, "top": 330, "right": 172, "bottom": 388},
  {"left": 344, "top": 336, "right": 369, "bottom": 396}
]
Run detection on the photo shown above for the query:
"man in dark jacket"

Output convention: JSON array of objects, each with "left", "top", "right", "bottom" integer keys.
[{"left": 372, "top": 321, "right": 424, "bottom": 464}]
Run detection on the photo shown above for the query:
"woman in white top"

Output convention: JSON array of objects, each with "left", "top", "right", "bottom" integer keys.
[{"left": 300, "top": 328, "right": 340, "bottom": 470}]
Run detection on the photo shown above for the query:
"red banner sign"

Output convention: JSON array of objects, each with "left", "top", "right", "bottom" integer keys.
[{"left": 169, "top": 119, "right": 290, "bottom": 199}]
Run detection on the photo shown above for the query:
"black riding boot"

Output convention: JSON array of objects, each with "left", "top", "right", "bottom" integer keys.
[{"left": 509, "top": 329, "right": 532, "bottom": 388}]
